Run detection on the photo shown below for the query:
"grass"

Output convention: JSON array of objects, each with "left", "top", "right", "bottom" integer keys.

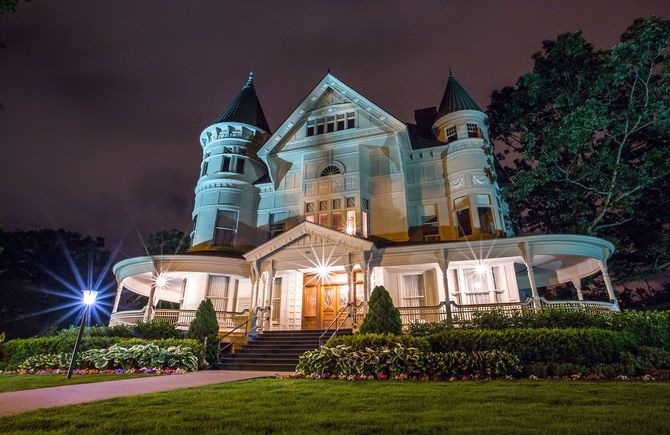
[
  {"left": 0, "top": 374, "right": 155, "bottom": 393},
  {"left": 1, "top": 379, "right": 670, "bottom": 434}
]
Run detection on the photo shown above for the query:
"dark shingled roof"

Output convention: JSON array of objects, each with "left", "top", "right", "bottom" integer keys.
[
  {"left": 215, "top": 73, "right": 271, "bottom": 133},
  {"left": 437, "top": 72, "right": 481, "bottom": 117}
]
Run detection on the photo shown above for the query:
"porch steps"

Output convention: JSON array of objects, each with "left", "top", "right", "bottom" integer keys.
[{"left": 216, "top": 329, "right": 351, "bottom": 372}]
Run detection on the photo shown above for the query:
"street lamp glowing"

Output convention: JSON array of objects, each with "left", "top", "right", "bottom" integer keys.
[{"left": 82, "top": 290, "right": 98, "bottom": 305}]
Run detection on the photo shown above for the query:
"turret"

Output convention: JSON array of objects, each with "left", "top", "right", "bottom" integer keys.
[
  {"left": 433, "top": 72, "right": 512, "bottom": 239},
  {"left": 190, "top": 73, "right": 271, "bottom": 252}
]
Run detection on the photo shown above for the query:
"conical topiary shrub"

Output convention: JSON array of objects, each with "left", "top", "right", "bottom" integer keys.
[
  {"left": 187, "top": 299, "right": 219, "bottom": 364},
  {"left": 359, "top": 285, "right": 403, "bottom": 335}
]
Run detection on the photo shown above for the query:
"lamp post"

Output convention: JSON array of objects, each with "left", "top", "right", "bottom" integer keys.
[{"left": 66, "top": 289, "right": 98, "bottom": 380}]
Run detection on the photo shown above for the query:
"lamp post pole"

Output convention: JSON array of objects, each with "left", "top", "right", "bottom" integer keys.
[
  {"left": 66, "top": 305, "right": 88, "bottom": 380},
  {"left": 66, "top": 290, "right": 98, "bottom": 380}
]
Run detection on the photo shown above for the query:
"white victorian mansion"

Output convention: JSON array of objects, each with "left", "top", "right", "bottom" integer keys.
[{"left": 110, "top": 71, "right": 619, "bottom": 332}]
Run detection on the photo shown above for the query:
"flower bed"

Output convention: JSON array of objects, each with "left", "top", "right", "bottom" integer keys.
[{"left": 2, "top": 367, "right": 188, "bottom": 375}]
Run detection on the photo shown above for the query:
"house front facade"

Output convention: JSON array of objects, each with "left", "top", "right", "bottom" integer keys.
[{"left": 110, "top": 71, "right": 619, "bottom": 332}]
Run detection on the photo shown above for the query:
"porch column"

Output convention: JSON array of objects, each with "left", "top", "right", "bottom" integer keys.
[
  {"left": 571, "top": 278, "right": 584, "bottom": 301},
  {"left": 144, "top": 282, "right": 156, "bottom": 322},
  {"left": 362, "top": 250, "right": 373, "bottom": 302},
  {"left": 520, "top": 242, "right": 541, "bottom": 308},
  {"left": 599, "top": 261, "right": 618, "bottom": 305},
  {"left": 439, "top": 251, "right": 453, "bottom": 325},
  {"left": 112, "top": 281, "right": 123, "bottom": 313},
  {"left": 265, "top": 262, "right": 276, "bottom": 330}
]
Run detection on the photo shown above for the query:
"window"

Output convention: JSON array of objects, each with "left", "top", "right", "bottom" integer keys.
[
  {"left": 207, "top": 276, "right": 230, "bottom": 311},
  {"left": 271, "top": 277, "right": 282, "bottom": 322},
  {"left": 268, "top": 212, "right": 287, "bottom": 239},
  {"left": 362, "top": 211, "right": 369, "bottom": 238},
  {"left": 332, "top": 212, "right": 344, "bottom": 231},
  {"left": 319, "top": 200, "right": 328, "bottom": 212},
  {"left": 320, "top": 165, "right": 341, "bottom": 176},
  {"left": 457, "top": 208, "right": 472, "bottom": 238},
  {"left": 305, "top": 214, "right": 315, "bottom": 223},
  {"left": 305, "top": 112, "right": 356, "bottom": 137},
  {"left": 346, "top": 210, "right": 356, "bottom": 235},
  {"left": 214, "top": 210, "right": 237, "bottom": 246},
  {"left": 201, "top": 161, "right": 208, "bottom": 177},
  {"left": 467, "top": 123, "right": 481, "bottom": 138},
  {"left": 235, "top": 158, "right": 245, "bottom": 174},
  {"left": 421, "top": 204, "right": 439, "bottom": 241},
  {"left": 224, "top": 146, "right": 233, "bottom": 153},
  {"left": 318, "top": 213, "right": 329, "bottom": 226},
  {"left": 446, "top": 125, "right": 458, "bottom": 143},
  {"left": 401, "top": 274, "right": 425, "bottom": 307},
  {"left": 332, "top": 198, "right": 342, "bottom": 210},
  {"left": 478, "top": 207, "right": 495, "bottom": 234},
  {"left": 221, "top": 156, "right": 231, "bottom": 172},
  {"left": 305, "top": 202, "right": 315, "bottom": 213},
  {"left": 346, "top": 197, "right": 356, "bottom": 208},
  {"left": 362, "top": 198, "right": 369, "bottom": 210},
  {"left": 475, "top": 194, "right": 491, "bottom": 205}
]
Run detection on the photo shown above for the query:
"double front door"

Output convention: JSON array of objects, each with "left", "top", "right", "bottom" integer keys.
[{"left": 302, "top": 275, "right": 349, "bottom": 330}]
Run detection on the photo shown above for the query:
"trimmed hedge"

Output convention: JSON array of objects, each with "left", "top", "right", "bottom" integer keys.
[
  {"left": 296, "top": 344, "right": 521, "bottom": 378},
  {"left": 426, "top": 328, "right": 640, "bottom": 365},
  {"left": 0, "top": 336, "right": 205, "bottom": 370},
  {"left": 326, "top": 333, "right": 430, "bottom": 352}
]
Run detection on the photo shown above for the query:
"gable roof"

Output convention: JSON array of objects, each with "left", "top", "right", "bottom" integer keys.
[
  {"left": 243, "top": 221, "right": 375, "bottom": 262},
  {"left": 437, "top": 72, "right": 481, "bottom": 117},
  {"left": 257, "top": 72, "right": 406, "bottom": 159},
  {"left": 215, "top": 72, "right": 271, "bottom": 133}
]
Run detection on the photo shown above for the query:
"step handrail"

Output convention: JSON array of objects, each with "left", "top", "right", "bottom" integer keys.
[
  {"left": 319, "top": 303, "right": 351, "bottom": 346},
  {"left": 217, "top": 305, "right": 272, "bottom": 361}
]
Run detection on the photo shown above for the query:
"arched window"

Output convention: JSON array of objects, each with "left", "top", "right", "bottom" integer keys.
[{"left": 320, "top": 165, "right": 342, "bottom": 177}]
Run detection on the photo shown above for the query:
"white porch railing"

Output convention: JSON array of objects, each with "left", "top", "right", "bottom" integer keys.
[
  {"left": 540, "top": 298, "right": 619, "bottom": 312},
  {"left": 109, "top": 308, "right": 251, "bottom": 331}
]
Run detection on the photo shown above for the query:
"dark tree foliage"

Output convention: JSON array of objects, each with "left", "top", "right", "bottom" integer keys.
[
  {"left": 359, "top": 286, "right": 402, "bottom": 335},
  {"left": 0, "top": 229, "right": 114, "bottom": 339},
  {"left": 488, "top": 17, "right": 670, "bottom": 288},
  {"left": 187, "top": 299, "right": 219, "bottom": 363},
  {"left": 146, "top": 229, "right": 191, "bottom": 255}
]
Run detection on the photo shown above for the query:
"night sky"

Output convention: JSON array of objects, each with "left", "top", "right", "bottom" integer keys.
[{"left": 1, "top": 0, "right": 668, "bottom": 256}]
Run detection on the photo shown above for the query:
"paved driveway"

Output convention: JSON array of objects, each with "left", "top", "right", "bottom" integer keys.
[{"left": 0, "top": 370, "right": 282, "bottom": 415}]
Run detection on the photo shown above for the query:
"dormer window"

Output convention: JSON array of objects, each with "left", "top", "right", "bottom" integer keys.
[
  {"left": 467, "top": 123, "right": 482, "bottom": 138},
  {"left": 320, "top": 165, "right": 342, "bottom": 176},
  {"left": 446, "top": 125, "right": 458, "bottom": 143},
  {"left": 306, "top": 111, "right": 356, "bottom": 137}
]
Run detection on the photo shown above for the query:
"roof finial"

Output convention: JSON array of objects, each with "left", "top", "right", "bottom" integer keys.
[
  {"left": 245, "top": 71, "right": 254, "bottom": 87},
  {"left": 449, "top": 65, "right": 454, "bottom": 77}
]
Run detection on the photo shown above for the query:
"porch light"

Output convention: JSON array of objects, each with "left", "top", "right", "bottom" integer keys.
[
  {"left": 317, "top": 264, "right": 330, "bottom": 280},
  {"left": 154, "top": 272, "right": 168, "bottom": 288},
  {"left": 345, "top": 223, "right": 356, "bottom": 235},
  {"left": 475, "top": 263, "right": 488, "bottom": 275}
]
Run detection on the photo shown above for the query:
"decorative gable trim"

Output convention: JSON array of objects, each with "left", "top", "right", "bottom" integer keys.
[{"left": 243, "top": 221, "right": 375, "bottom": 262}]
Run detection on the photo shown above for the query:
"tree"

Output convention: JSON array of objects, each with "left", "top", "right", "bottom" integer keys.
[
  {"left": 187, "top": 299, "right": 219, "bottom": 363},
  {"left": 0, "top": 228, "right": 115, "bottom": 339},
  {"left": 488, "top": 17, "right": 670, "bottom": 285},
  {"left": 359, "top": 286, "right": 402, "bottom": 335},
  {"left": 146, "top": 229, "right": 191, "bottom": 255}
]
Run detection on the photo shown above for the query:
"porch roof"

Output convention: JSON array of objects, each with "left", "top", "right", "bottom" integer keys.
[{"left": 243, "top": 221, "right": 375, "bottom": 262}]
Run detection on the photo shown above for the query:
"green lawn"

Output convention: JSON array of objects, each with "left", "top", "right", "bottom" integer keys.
[
  {"left": 0, "top": 374, "right": 155, "bottom": 393},
  {"left": 1, "top": 379, "right": 670, "bottom": 434}
]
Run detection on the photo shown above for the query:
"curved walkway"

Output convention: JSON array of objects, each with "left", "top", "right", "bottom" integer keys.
[{"left": 0, "top": 370, "right": 281, "bottom": 416}]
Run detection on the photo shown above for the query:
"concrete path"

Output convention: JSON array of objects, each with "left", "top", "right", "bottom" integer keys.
[{"left": 0, "top": 370, "right": 282, "bottom": 416}]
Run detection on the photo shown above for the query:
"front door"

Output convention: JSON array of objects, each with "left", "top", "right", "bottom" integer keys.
[{"left": 301, "top": 274, "right": 349, "bottom": 330}]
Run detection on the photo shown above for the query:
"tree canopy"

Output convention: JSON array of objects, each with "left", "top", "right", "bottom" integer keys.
[
  {"left": 488, "top": 17, "right": 670, "bottom": 284},
  {"left": 145, "top": 229, "right": 191, "bottom": 256}
]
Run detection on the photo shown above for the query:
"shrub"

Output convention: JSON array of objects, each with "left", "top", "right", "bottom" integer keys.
[
  {"left": 18, "top": 344, "right": 199, "bottom": 372},
  {"left": 407, "top": 321, "right": 451, "bottom": 337},
  {"left": 296, "top": 344, "right": 521, "bottom": 379},
  {"left": 326, "top": 333, "right": 430, "bottom": 352},
  {"left": 359, "top": 286, "right": 402, "bottom": 335},
  {"left": 132, "top": 320, "right": 182, "bottom": 339},
  {"left": 426, "top": 328, "right": 639, "bottom": 366},
  {"left": 187, "top": 299, "right": 219, "bottom": 364},
  {"left": 0, "top": 336, "right": 204, "bottom": 370}
]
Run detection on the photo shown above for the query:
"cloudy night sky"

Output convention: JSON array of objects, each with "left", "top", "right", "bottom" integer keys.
[{"left": 1, "top": 0, "right": 668, "bottom": 256}]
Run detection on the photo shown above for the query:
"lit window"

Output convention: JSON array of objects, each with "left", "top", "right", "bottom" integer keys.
[
  {"left": 271, "top": 277, "right": 282, "bottom": 322},
  {"left": 401, "top": 274, "right": 425, "bottom": 307},
  {"left": 320, "top": 165, "right": 342, "bottom": 177},
  {"left": 214, "top": 210, "right": 237, "bottom": 246},
  {"left": 346, "top": 210, "right": 356, "bottom": 234},
  {"left": 207, "top": 275, "right": 230, "bottom": 311},
  {"left": 305, "top": 214, "right": 315, "bottom": 223},
  {"left": 467, "top": 123, "right": 481, "bottom": 138},
  {"left": 318, "top": 213, "right": 329, "bottom": 226},
  {"left": 332, "top": 212, "right": 344, "bottom": 231},
  {"left": 362, "top": 211, "right": 369, "bottom": 238},
  {"left": 446, "top": 125, "right": 458, "bottom": 143}
]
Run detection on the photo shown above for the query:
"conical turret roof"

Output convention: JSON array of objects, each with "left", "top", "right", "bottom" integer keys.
[
  {"left": 215, "top": 72, "right": 271, "bottom": 133},
  {"left": 437, "top": 71, "right": 481, "bottom": 117}
]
